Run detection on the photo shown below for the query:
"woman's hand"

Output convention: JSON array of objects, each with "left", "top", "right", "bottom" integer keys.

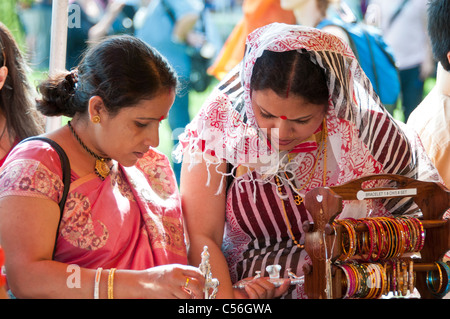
[
  {"left": 233, "top": 277, "right": 290, "bottom": 299},
  {"left": 141, "top": 264, "right": 206, "bottom": 299}
]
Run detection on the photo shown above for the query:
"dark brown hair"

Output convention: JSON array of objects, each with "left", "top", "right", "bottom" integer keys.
[
  {"left": 0, "top": 22, "right": 44, "bottom": 141},
  {"left": 36, "top": 35, "right": 178, "bottom": 118},
  {"left": 251, "top": 50, "right": 329, "bottom": 106},
  {"left": 427, "top": 0, "right": 450, "bottom": 71}
]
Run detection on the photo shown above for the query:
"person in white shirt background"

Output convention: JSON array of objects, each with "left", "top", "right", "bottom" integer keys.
[{"left": 365, "top": 0, "right": 435, "bottom": 121}]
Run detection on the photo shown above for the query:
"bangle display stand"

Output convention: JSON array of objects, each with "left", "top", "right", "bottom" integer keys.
[{"left": 303, "top": 174, "right": 450, "bottom": 299}]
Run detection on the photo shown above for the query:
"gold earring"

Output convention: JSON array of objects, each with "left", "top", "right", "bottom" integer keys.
[{"left": 92, "top": 115, "right": 101, "bottom": 124}]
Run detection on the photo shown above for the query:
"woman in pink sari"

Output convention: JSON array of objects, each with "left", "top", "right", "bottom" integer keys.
[
  {"left": 0, "top": 35, "right": 204, "bottom": 298},
  {"left": 176, "top": 23, "right": 441, "bottom": 299}
]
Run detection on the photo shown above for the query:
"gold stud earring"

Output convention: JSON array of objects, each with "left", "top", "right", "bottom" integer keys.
[{"left": 92, "top": 115, "right": 101, "bottom": 124}]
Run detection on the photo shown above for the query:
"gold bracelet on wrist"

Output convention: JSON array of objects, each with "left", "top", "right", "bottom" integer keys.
[{"left": 108, "top": 268, "right": 116, "bottom": 299}]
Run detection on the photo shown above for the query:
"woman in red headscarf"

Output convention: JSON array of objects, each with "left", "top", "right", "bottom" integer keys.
[{"left": 176, "top": 23, "right": 442, "bottom": 299}]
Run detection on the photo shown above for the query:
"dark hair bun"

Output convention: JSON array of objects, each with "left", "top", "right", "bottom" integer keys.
[
  {"left": 36, "top": 35, "right": 178, "bottom": 119},
  {"left": 36, "top": 71, "right": 78, "bottom": 117}
]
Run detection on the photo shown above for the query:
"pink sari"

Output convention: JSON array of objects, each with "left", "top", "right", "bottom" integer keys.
[{"left": 0, "top": 140, "right": 187, "bottom": 269}]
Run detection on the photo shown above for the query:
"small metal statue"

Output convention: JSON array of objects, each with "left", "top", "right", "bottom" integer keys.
[
  {"left": 233, "top": 264, "right": 304, "bottom": 289},
  {"left": 199, "top": 246, "right": 219, "bottom": 299}
]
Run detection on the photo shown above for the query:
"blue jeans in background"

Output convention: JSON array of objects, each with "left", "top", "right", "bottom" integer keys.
[{"left": 399, "top": 65, "right": 424, "bottom": 121}]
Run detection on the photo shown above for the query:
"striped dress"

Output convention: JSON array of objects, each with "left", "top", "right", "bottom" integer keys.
[{"left": 223, "top": 168, "right": 319, "bottom": 299}]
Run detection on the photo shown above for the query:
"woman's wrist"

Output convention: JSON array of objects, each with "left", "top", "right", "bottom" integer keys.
[{"left": 102, "top": 269, "right": 149, "bottom": 299}]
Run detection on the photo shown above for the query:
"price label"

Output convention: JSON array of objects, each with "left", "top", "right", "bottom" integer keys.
[{"left": 356, "top": 188, "right": 417, "bottom": 200}]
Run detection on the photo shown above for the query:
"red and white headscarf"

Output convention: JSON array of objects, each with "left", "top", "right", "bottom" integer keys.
[{"left": 175, "top": 23, "right": 439, "bottom": 214}]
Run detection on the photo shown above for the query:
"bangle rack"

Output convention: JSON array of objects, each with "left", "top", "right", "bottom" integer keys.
[{"left": 303, "top": 174, "right": 450, "bottom": 299}]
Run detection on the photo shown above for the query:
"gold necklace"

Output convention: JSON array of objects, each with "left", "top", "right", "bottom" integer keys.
[
  {"left": 275, "top": 175, "right": 304, "bottom": 249},
  {"left": 68, "top": 121, "right": 111, "bottom": 180},
  {"left": 275, "top": 119, "right": 328, "bottom": 248},
  {"left": 285, "top": 118, "right": 328, "bottom": 205}
]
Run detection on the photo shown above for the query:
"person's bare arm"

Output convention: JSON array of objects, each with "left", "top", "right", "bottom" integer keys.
[
  {"left": 0, "top": 196, "right": 97, "bottom": 298},
  {"left": 181, "top": 157, "right": 235, "bottom": 298},
  {"left": 0, "top": 196, "right": 205, "bottom": 299},
  {"left": 88, "top": 1, "right": 126, "bottom": 42},
  {"left": 181, "top": 156, "right": 289, "bottom": 299}
]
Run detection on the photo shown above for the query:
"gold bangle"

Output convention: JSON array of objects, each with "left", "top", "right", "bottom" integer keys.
[{"left": 108, "top": 268, "right": 117, "bottom": 299}]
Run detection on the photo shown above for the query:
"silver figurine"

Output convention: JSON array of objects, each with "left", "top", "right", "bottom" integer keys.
[{"left": 199, "top": 246, "right": 219, "bottom": 299}]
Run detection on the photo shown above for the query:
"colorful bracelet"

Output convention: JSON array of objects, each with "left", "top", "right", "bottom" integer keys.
[
  {"left": 373, "top": 218, "right": 387, "bottom": 261},
  {"left": 427, "top": 261, "right": 450, "bottom": 297},
  {"left": 335, "top": 219, "right": 357, "bottom": 260},
  {"left": 360, "top": 219, "right": 376, "bottom": 261},
  {"left": 94, "top": 267, "right": 103, "bottom": 299},
  {"left": 426, "top": 262, "right": 443, "bottom": 295},
  {"left": 436, "top": 261, "right": 450, "bottom": 297},
  {"left": 108, "top": 268, "right": 117, "bottom": 299}
]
